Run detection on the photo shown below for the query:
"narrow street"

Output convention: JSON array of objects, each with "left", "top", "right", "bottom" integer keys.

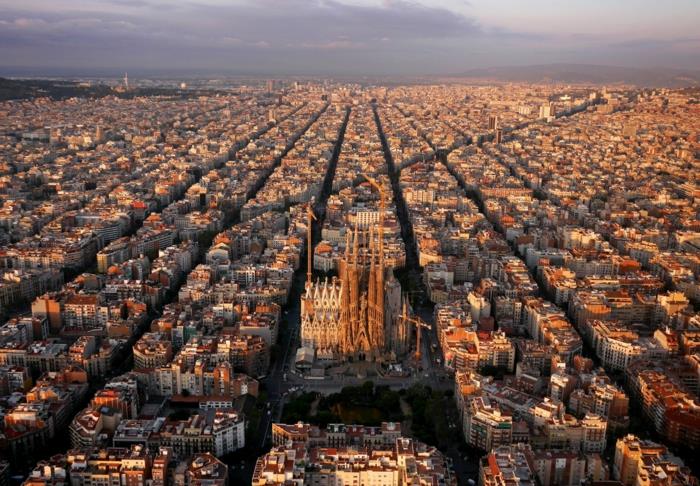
[{"left": 252, "top": 106, "right": 351, "bottom": 457}]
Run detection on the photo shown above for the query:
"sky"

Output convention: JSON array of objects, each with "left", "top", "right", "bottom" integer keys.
[{"left": 0, "top": 0, "right": 699, "bottom": 76}]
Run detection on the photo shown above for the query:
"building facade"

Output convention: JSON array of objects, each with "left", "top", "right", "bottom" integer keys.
[{"left": 300, "top": 225, "right": 409, "bottom": 362}]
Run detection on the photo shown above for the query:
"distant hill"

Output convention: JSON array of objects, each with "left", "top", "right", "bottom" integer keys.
[
  {"left": 0, "top": 77, "right": 225, "bottom": 101},
  {"left": 0, "top": 77, "right": 119, "bottom": 101},
  {"left": 452, "top": 63, "right": 700, "bottom": 87}
]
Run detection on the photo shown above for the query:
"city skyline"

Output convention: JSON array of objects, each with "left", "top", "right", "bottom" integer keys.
[
  {"left": 1, "top": 0, "right": 699, "bottom": 76},
  {"left": 3, "top": 78, "right": 697, "bottom": 486},
  {"left": 1, "top": 2, "right": 699, "bottom": 485}
]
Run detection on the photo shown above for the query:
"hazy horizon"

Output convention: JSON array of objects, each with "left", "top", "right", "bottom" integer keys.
[{"left": 1, "top": 0, "right": 699, "bottom": 76}]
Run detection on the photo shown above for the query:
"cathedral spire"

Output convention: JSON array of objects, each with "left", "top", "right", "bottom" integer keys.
[
  {"left": 368, "top": 225, "right": 376, "bottom": 304},
  {"left": 344, "top": 229, "right": 351, "bottom": 261},
  {"left": 369, "top": 224, "right": 376, "bottom": 266},
  {"left": 378, "top": 211, "right": 385, "bottom": 268},
  {"left": 352, "top": 220, "right": 359, "bottom": 267}
]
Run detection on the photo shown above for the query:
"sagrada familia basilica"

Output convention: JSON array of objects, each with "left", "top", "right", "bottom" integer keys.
[{"left": 300, "top": 223, "right": 411, "bottom": 363}]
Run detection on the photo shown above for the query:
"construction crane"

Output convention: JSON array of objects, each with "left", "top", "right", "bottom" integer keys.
[
  {"left": 305, "top": 200, "right": 316, "bottom": 289},
  {"left": 362, "top": 173, "right": 388, "bottom": 216},
  {"left": 402, "top": 315, "right": 431, "bottom": 361},
  {"left": 403, "top": 289, "right": 425, "bottom": 308},
  {"left": 361, "top": 173, "right": 389, "bottom": 253}
]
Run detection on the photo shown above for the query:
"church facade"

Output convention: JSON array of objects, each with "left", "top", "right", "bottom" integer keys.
[{"left": 300, "top": 225, "right": 410, "bottom": 362}]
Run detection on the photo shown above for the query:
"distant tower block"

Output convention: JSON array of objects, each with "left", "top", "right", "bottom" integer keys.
[
  {"left": 49, "top": 127, "right": 62, "bottom": 145},
  {"left": 124, "top": 72, "right": 129, "bottom": 90},
  {"left": 495, "top": 128, "right": 503, "bottom": 144},
  {"left": 539, "top": 102, "right": 555, "bottom": 121},
  {"left": 488, "top": 115, "right": 499, "bottom": 130},
  {"left": 622, "top": 123, "right": 638, "bottom": 138}
]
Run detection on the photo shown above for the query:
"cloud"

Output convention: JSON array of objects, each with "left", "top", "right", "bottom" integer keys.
[
  {"left": 0, "top": 0, "right": 697, "bottom": 75},
  {"left": 608, "top": 37, "right": 700, "bottom": 50},
  {"left": 300, "top": 40, "right": 366, "bottom": 50},
  {"left": 0, "top": 0, "right": 481, "bottom": 49},
  {"left": 175, "top": 0, "right": 483, "bottom": 49},
  {"left": 103, "top": 0, "right": 152, "bottom": 7},
  {"left": 13, "top": 17, "right": 49, "bottom": 28},
  {"left": 0, "top": 0, "right": 489, "bottom": 73}
]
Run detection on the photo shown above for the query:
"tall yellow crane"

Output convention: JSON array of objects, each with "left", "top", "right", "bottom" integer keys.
[
  {"left": 402, "top": 315, "right": 431, "bottom": 361},
  {"left": 361, "top": 173, "right": 389, "bottom": 247},
  {"left": 306, "top": 200, "right": 316, "bottom": 289}
]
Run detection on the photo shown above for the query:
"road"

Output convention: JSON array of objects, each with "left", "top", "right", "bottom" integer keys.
[
  {"left": 254, "top": 107, "right": 350, "bottom": 454},
  {"left": 247, "top": 98, "right": 609, "bottom": 484},
  {"left": 253, "top": 101, "right": 453, "bottom": 447}
]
